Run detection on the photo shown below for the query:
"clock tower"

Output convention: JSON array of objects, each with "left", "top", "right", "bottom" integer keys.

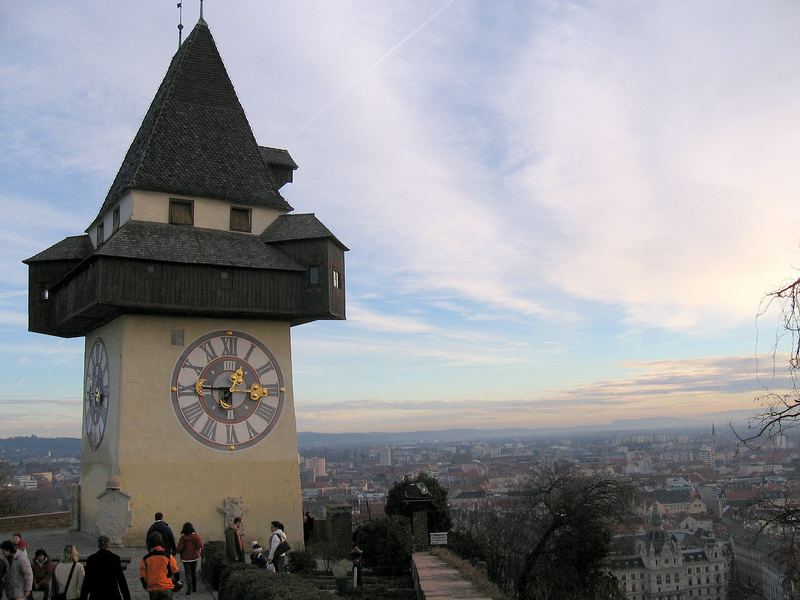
[{"left": 23, "top": 18, "right": 346, "bottom": 546}]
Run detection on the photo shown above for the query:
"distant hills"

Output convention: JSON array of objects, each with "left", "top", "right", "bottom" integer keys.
[
  {"left": 0, "top": 409, "right": 757, "bottom": 451},
  {"left": 296, "top": 410, "right": 756, "bottom": 448},
  {"left": 0, "top": 436, "right": 81, "bottom": 456}
]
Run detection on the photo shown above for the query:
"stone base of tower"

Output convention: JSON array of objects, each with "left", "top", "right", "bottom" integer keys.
[{"left": 79, "top": 314, "right": 303, "bottom": 547}]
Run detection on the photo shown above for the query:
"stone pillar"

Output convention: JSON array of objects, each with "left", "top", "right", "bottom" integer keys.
[
  {"left": 69, "top": 484, "right": 81, "bottom": 531},
  {"left": 412, "top": 510, "right": 429, "bottom": 551},
  {"left": 95, "top": 478, "right": 133, "bottom": 545},
  {"left": 327, "top": 505, "right": 353, "bottom": 557}
]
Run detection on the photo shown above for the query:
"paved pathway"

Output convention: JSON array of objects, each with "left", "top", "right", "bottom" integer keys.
[
  {"left": 413, "top": 552, "right": 493, "bottom": 600},
  {"left": 0, "top": 528, "right": 214, "bottom": 600}
]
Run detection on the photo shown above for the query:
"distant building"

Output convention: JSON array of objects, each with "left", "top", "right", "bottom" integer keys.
[
  {"left": 378, "top": 447, "right": 392, "bottom": 466},
  {"left": 611, "top": 508, "right": 728, "bottom": 600},
  {"left": 727, "top": 524, "right": 794, "bottom": 600}
]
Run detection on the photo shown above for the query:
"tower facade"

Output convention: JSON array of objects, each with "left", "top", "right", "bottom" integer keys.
[{"left": 24, "top": 19, "right": 346, "bottom": 545}]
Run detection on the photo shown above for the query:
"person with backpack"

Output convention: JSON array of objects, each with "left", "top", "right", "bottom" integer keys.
[
  {"left": 140, "top": 532, "right": 181, "bottom": 600},
  {"left": 266, "top": 521, "right": 290, "bottom": 573}
]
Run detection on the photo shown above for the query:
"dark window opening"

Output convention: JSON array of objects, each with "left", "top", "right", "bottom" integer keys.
[
  {"left": 112, "top": 206, "right": 120, "bottom": 231},
  {"left": 169, "top": 199, "right": 194, "bottom": 225},
  {"left": 97, "top": 223, "right": 105, "bottom": 245},
  {"left": 309, "top": 266, "right": 320, "bottom": 286},
  {"left": 230, "top": 207, "right": 251, "bottom": 232},
  {"left": 171, "top": 329, "right": 184, "bottom": 346}
]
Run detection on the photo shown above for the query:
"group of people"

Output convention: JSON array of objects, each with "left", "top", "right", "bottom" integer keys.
[
  {"left": 0, "top": 532, "right": 129, "bottom": 600},
  {"left": 0, "top": 511, "right": 292, "bottom": 600},
  {"left": 141, "top": 512, "right": 203, "bottom": 599},
  {"left": 225, "top": 517, "right": 290, "bottom": 573}
]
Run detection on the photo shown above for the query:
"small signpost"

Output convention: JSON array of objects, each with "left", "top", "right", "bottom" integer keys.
[{"left": 430, "top": 532, "right": 448, "bottom": 546}]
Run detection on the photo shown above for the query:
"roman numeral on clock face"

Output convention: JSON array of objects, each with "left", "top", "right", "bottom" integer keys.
[
  {"left": 221, "top": 336, "right": 238, "bottom": 356},
  {"left": 177, "top": 382, "right": 196, "bottom": 397},
  {"left": 256, "top": 362, "right": 274, "bottom": 376},
  {"left": 199, "top": 340, "right": 218, "bottom": 361},
  {"left": 226, "top": 424, "right": 239, "bottom": 445},
  {"left": 255, "top": 402, "right": 276, "bottom": 422},
  {"left": 182, "top": 402, "right": 204, "bottom": 427},
  {"left": 200, "top": 417, "right": 218, "bottom": 440}
]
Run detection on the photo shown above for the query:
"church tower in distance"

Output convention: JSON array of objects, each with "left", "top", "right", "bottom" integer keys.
[{"left": 23, "top": 17, "right": 347, "bottom": 546}]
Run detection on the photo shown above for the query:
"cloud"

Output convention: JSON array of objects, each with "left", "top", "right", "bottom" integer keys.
[
  {"left": 295, "top": 354, "right": 765, "bottom": 431},
  {"left": 496, "top": 1, "right": 800, "bottom": 331}
]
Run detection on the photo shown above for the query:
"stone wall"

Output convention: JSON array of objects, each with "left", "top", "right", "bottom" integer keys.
[{"left": 0, "top": 511, "right": 71, "bottom": 532}]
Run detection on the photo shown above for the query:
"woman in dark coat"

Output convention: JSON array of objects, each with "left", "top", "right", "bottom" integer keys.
[{"left": 79, "top": 535, "right": 131, "bottom": 600}]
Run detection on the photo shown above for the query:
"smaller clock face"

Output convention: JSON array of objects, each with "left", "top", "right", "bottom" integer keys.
[
  {"left": 170, "top": 330, "right": 285, "bottom": 451},
  {"left": 84, "top": 338, "right": 110, "bottom": 450}
]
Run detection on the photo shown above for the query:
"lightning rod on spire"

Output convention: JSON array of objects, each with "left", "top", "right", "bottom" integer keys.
[{"left": 177, "top": 2, "right": 184, "bottom": 48}]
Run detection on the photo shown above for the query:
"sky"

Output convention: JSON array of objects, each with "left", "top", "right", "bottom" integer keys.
[{"left": 2, "top": 1, "right": 800, "bottom": 436}]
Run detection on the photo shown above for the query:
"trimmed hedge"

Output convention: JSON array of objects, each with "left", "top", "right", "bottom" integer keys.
[
  {"left": 352, "top": 516, "right": 412, "bottom": 575},
  {"left": 218, "top": 564, "right": 268, "bottom": 600},
  {"left": 219, "top": 571, "right": 331, "bottom": 600},
  {"left": 288, "top": 549, "right": 317, "bottom": 573},
  {"left": 201, "top": 541, "right": 225, "bottom": 590}
]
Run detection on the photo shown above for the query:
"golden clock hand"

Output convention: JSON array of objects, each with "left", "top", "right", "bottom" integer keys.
[
  {"left": 248, "top": 383, "right": 270, "bottom": 401},
  {"left": 229, "top": 367, "right": 244, "bottom": 392}
]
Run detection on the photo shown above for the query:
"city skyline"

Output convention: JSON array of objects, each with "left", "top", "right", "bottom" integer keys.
[{"left": 2, "top": 1, "right": 800, "bottom": 436}]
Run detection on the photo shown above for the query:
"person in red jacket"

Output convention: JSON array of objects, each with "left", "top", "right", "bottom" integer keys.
[
  {"left": 140, "top": 532, "right": 180, "bottom": 600},
  {"left": 31, "top": 549, "right": 55, "bottom": 600},
  {"left": 176, "top": 523, "right": 203, "bottom": 596}
]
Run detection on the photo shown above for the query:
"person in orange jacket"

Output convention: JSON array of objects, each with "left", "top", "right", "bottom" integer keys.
[{"left": 139, "top": 532, "right": 180, "bottom": 600}]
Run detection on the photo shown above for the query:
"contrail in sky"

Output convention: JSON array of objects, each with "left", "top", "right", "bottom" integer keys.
[{"left": 295, "top": 0, "right": 456, "bottom": 135}]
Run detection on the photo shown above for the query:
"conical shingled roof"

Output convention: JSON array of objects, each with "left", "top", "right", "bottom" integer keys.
[{"left": 91, "top": 20, "right": 291, "bottom": 227}]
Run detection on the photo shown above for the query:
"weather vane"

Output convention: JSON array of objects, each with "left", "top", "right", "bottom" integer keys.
[{"left": 177, "top": 2, "right": 184, "bottom": 48}]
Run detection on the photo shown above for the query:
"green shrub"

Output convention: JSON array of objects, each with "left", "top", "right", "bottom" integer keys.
[
  {"left": 288, "top": 549, "right": 317, "bottom": 573},
  {"left": 218, "top": 563, "right": 261, "bottom": 600},
  {"left": 352, "top": 516, "right": 412, "bottom": 575},
  {"left": 262, "top": 574, "right": 332, "bottom": 600},
  {"left": 201, "top": 541, "right": 225, "bottom": 590},
  {"left": 218, "top": 564, "right": 275, "bottom": 600}
]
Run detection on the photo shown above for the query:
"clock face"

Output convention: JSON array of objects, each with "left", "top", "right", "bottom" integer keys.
[
  {"left": 84, "top": 338, "right": 110, "bottom": 450},
  {"left": 170, "top": 330, "right": 285, "bottom": 451}
]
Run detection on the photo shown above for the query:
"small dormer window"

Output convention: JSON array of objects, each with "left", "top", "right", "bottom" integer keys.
[
  {"left": 169, "top": 199, "right": 194, "bottom": 225},
  {"left": 230, "top": 207, "right": 251, "bottom": 232},
  {"left": 113, "top": 206, "right": 120, "bottom": 231},
  {"left": 97, "top": 223, "right": 105, "bottom": 244},
  {"left": 309, "top": 266, "right": 320, "bottom": 286}
]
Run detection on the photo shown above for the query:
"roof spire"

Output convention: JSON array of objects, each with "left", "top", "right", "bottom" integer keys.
[
  {"left": 199, "top": 0, "right": 205, "bottom": 23},
  {"left": 177, "top": 2, "right": 184, "bottom": 49}
]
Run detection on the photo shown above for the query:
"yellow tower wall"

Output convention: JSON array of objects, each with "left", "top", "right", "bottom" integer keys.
[{"left": 81, "top": 314, "right": 302, "bottom": 548}]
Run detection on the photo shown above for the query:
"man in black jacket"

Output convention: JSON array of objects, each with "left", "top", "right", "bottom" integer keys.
[
  {"left": 146, "top": 512, "right": 177, "bottom": 555},
  {"left": 80, "top": 535, "right": 131, "bottom": 600}
]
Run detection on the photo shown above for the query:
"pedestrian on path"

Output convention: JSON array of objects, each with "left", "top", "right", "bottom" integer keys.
[
  {"left": 1, "top": 539, "right": 33, "bottom": 600},
  {"left": 80, "top": 535, "right": 131, "bottom": 600},
  {"left": 146, "top": 513, "right": 177, "bottom": 555},
  {"left": 53, "top": 545, "right": 84, "bottom": 600},
  {"left": 140, "top": 532, "right": 181, "bottom": 600},
  {"left": 224, "top": 518, "right": 244, "bottom": 565},
  {"left": 176, "top": 523, "right": 203, "bottom": 596}
]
